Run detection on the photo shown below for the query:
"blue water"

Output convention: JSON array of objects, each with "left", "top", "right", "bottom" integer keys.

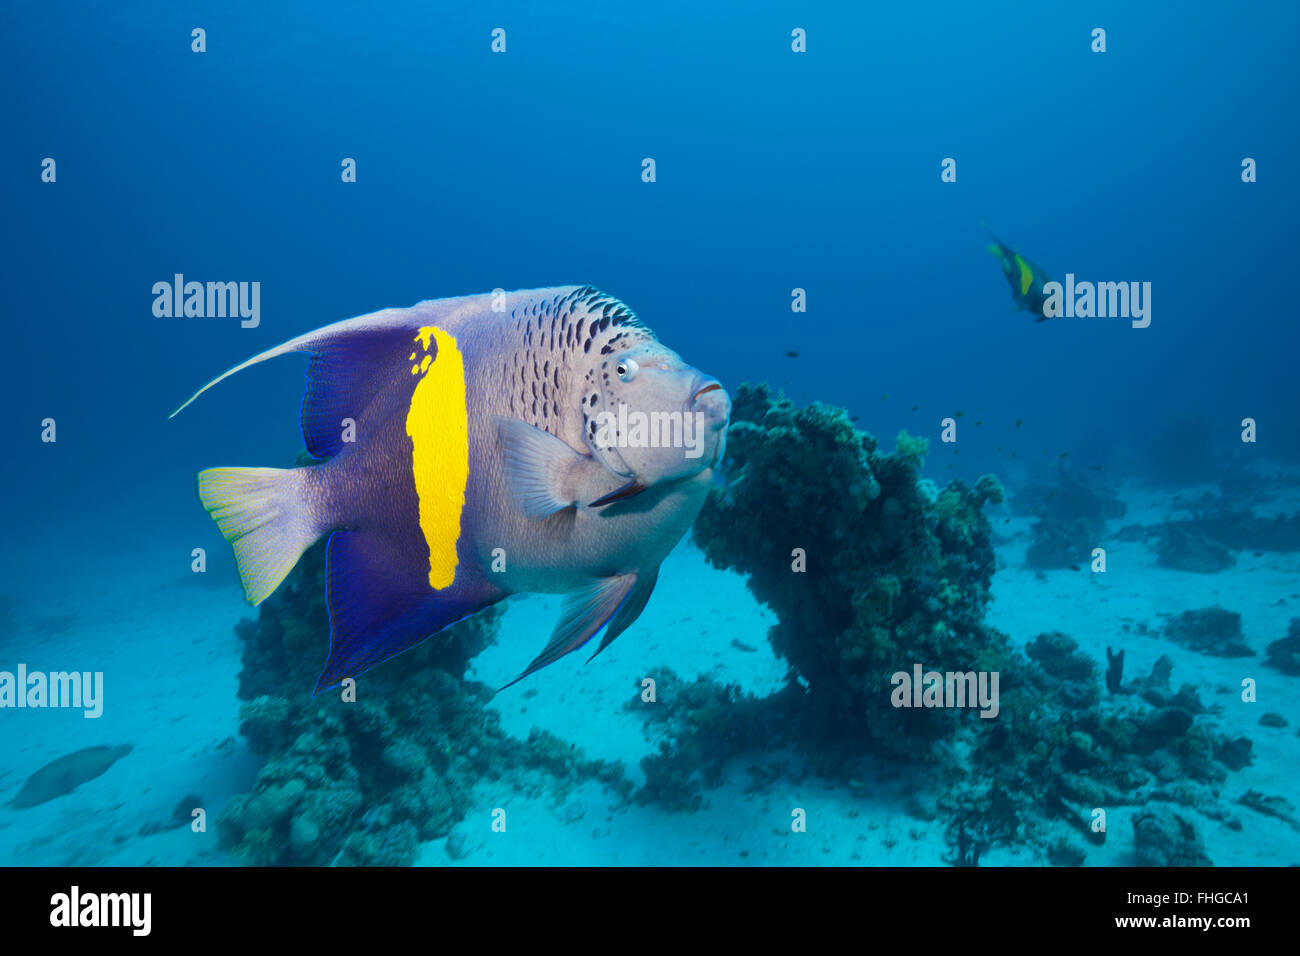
[{"left": 2, "top": 0, "right": 1298, "bottom": 867}]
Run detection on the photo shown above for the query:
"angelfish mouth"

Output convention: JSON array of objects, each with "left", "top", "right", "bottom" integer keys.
[
  {"left": 692, "top": 382, "right": 723, "bottom": 402},
  {"left": 691, "top": 378, "right": 730, "bottom": 433}
]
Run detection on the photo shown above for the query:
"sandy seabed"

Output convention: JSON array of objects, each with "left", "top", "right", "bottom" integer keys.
[{"left": 1, "top": 480, "right": 1296, "bottom": 867}]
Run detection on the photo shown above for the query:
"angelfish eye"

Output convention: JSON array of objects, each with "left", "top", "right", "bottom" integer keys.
[{"left": 616, "top": 358, "right": 639, "bottom": 382}]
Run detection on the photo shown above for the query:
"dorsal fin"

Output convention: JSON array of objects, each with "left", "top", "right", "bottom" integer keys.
[
  {"left": 169, "top": 304, "right": 443, "bottom": 457},
  {"left": 298, "top": 330, "right": 419, "bottom": 458}
]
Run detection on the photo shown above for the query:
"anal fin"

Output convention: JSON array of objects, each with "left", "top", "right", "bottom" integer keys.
[{"left": 315, "top": 529, "right": 500, "bottom": 693}]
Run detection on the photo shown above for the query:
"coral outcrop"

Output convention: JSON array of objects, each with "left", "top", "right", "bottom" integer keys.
[
  {"left": 1118, "top": 508, "right": 1300, "bottom": 572},
  {"left": 1012, "top": 471, "right": 1126, "bottom": 570},
  {"left": 1132, "top": 808, "right": 1214, "bottom": 866},
  {"left": 1162, "top": 607, "right": 1254, "bottom": 658},
  {"left": 693, "top": 384, "right": 999, "bottom": 755},
  {"left": 1155, "top": 525, "right": 1236, "bottom": 573},
  {"left": 674, "top": 385, "right": 1254, "bottom": 864},
  {"left": 623, "top": 668, "right": 789, "bottom": 812},
  {"left": 1265, "top": 619, "right": 1300, "bottom": 676}
]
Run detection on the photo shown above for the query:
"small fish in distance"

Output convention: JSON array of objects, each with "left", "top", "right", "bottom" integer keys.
[
  {"left": 985, "top": 224, "right": 1054, "bottom": 321},
  {"left": 9, "top": 745, "right": 133, "bottom": 809}
]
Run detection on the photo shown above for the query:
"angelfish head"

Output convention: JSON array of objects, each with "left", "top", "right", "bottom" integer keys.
[{"left": 581, "top": 341, "right": 730, "bottom": 490}]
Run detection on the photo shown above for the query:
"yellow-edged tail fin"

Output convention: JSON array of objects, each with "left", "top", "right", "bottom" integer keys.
[{"left": 197, "top": 466, "right": 321, "bottom": 605}]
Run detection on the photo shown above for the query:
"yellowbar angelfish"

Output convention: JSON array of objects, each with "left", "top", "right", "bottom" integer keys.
[
  {"left": 171, "top": 287, "right": 731, "bottom": 692},
  {"left": 984, "top": 224, "right": 1054, "bottom": 322}
]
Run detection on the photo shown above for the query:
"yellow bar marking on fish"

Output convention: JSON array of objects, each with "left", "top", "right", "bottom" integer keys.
[
  {"left": 405, "top": 326, "right": 469, "bottom": 590},
  {"left": 1014, "top": 254, "right": 1034, "bottom": 296},
  {"left": 989, "top": 244, "right": 1012, "bottom": 277}
]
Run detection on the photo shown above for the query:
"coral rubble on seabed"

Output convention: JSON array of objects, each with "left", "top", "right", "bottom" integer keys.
[
  {"left": 1161, "top": 607, "right": 1255, "bottom": 658},
  {"left": 1013, "top": 472, "right": 1127, "bottom": 571},
  {"left": 1116, "top": 507, "right": 1300, "bottom": 572},
  {"left": 1266, "top": 619, "right": 1300, "bottom": 675}
]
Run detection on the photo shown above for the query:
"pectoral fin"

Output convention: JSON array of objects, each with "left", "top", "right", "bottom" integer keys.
[
  {"left": 501, "top": 573, "right": 640, "bottom": 688},
  {"left": 495, "top": 416, "right": 584, "bottom": 519}
]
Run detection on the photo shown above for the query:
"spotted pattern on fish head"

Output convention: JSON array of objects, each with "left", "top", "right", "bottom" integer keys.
[{"left": 498, "top": 287, "right": 657, "bottom": 475}]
